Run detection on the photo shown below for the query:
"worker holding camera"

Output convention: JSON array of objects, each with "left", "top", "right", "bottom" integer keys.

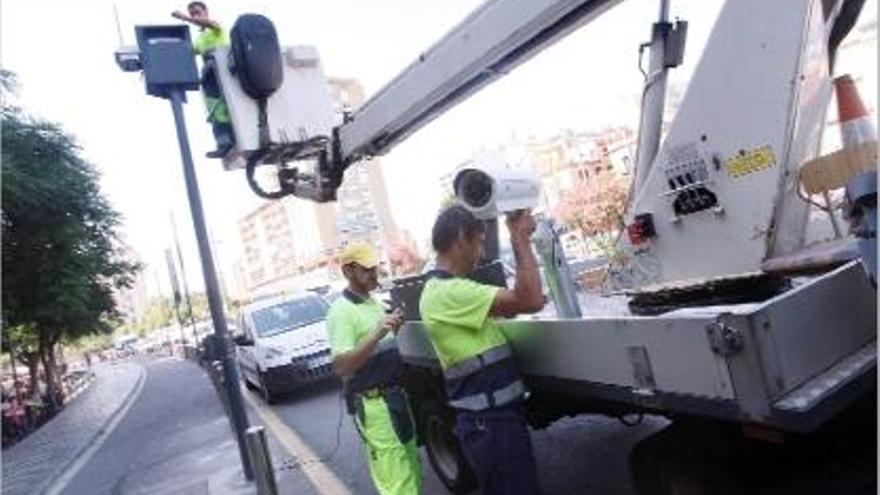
[
  {"left": 327, "top": 243, "right": 422, "bottom": 495},
  {"left": 420, "top": 205, "right": 545, "bottom": 495}
]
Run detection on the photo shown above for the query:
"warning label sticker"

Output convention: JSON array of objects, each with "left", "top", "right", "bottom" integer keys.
[{"left": 724, "top": 145, "right": 776, "bottom": 178}]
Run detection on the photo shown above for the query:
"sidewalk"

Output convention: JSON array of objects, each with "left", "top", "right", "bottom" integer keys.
[
  {"left": 1, "top": 360, "right": 145, "bottom": 495},
  {"left": 2, "top": 356, "right": 328, "bottom": 495}
]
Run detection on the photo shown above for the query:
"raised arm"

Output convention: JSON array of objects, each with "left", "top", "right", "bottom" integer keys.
[
  {"left": 490, "top": 210, "right": 545, "bottom": 318},
  {"left": 172, "top": 10, "right": 221, "bottom": 31}
]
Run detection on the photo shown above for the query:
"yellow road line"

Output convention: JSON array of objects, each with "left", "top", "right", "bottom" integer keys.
[{"left": 242, "top": 387, "right": 353, "bottom": 495}]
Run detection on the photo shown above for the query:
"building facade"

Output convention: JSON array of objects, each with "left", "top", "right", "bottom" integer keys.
[
  {"left": 327, "top": 78, "right": 402, "bottom": 251},
  {"left": 114, "top": 245, "right": 150, "bottom": 326}
]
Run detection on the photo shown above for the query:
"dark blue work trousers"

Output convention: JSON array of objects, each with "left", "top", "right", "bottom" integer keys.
[{"left": 454, "top": 407, "right": 542, "bottom": 495}]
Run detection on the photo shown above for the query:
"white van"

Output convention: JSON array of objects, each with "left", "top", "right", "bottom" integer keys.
[{"left": 233, "top": 292, "right": 334, "bottom": 403}]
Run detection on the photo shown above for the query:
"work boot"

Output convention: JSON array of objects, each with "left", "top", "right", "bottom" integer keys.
[{"left": 206, "top": 142, "right": 233, "bottom": 159}]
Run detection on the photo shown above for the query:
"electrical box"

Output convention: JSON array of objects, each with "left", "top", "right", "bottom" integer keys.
[
  {"left": 135, "top": 25, "right": 200, "bottom": 98},
  {"left": 213, "top": 45, "right": 336, "bottom": 170}
]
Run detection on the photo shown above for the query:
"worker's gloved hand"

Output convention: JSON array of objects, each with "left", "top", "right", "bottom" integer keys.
[
  {"left": 506, "top": 209, "right": 537, "bottom": 240},
  {"left": 171, "top": 10, "right": 186, "bottom": 20}
]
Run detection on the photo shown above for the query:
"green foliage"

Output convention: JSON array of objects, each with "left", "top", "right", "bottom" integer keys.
[
  {"left": 2, "top": 70, "right": 140, "bottom": 348},
  {"left": 134, "top": 296, "right": 175, "bottom": 333},
  {"left": 179, "top": 292, "right": 210, "bottom": 322},
  {"left": 121, "top": 293, "right": 213, "bottom": 337},
  {"left": 65, "top": 332, "right": 113, "bottom": 354},
  {"left": 1, "top": 324, "right": 40, "bottom": 364}
]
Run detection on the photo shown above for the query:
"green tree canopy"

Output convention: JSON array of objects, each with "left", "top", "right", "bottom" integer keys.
[{"left": 2, "top": 70, "right": 139, "bottom": 406}]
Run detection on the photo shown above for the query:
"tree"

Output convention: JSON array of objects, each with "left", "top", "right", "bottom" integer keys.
[
  {"left": 177, "top": 292, "right": 210, "bottom": 323},
  {"left": 132, "top": 296, "right": 175, "bottom": 335},
  {"left": 553, "top": 166, "right": 629, "bottom": 258},
  {"left": 2, "top": 71, "right": 139, "bottom": 411},
  {"left": 1, "top": 325, "right": 41, "bottom": 395}
]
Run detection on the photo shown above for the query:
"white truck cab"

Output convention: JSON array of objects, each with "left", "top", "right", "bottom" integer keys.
[{"left": 233, "top": 292, "right": 334, "bottom": 403}]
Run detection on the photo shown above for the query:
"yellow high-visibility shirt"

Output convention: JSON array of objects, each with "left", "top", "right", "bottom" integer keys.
[
  {"left": 327, "top": 291, "right": 390, "bottom": 357},
  {"left": 193, "top": 26, "right": 228, "bottom": 56},
  {"left": 419, "top": 276, "right": 504, "bottom": 370}
]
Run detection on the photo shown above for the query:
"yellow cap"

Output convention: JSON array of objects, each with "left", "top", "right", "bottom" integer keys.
[{"left": 339, "top": 243, "right": 379, "bottom": 269}]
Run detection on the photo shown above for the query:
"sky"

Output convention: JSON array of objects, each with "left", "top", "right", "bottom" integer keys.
[{"left": 2, "top": 0, "right": 875, "bottom": 298}]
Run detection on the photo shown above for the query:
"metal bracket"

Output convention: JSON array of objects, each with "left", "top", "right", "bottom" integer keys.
[
  {"left": 706, "top": 319, "right": 743, "bottom": 356},
  {"left": 664, "top": 19, "right": 688, "bottom": 68}
]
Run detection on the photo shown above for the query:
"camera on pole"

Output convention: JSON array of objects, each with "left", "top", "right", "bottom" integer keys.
[
  {"left": 114, "top": 23, "right": 255, "bottom": 481},
  {"left": 132, "top": 25, "right": 200, "bottom": 97}
]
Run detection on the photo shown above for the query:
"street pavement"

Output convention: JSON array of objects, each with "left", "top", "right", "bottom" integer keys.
[
  {"left": 4, "top": 354, "right": 873, "bottom": 495},
  {"left": 249, "top": 378, "right": 669, "bottom": 495},
  {"left": 56, "top": 357, "right": 315, "bottom": 495},
  {"left": 2, "top": 360, "right": 144, "bottom": 495},
  {"left": 0, "top": 354, "right": 670, "bottom": 495}
]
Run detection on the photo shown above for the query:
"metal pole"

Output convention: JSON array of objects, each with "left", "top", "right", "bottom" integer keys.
[
  {"left": 167, "top": 88, "right": 254, "bottom": 481},
  {"left": 170, "top": 212, "right": 199, "bottom": 344},
  {"left": 633, "top": 0, "right": 672, "bottom": 195},
  {"left": 533, "top": 218, "right": 582, "bottom": 318},
  {"left": 245, "top": 426, "right": 279, "bottom": 495},
  {"left": 151, "top": 269, "right": 173, "bottom": 354},
  {"left": 482, "top": 218, "right": 500, "bottom": 263},
  {"left": 172, "top": 303, "right": 185, "bottom": 355},
  {"left": 208, "top": 232, "right": 231, "bottom": 314}
]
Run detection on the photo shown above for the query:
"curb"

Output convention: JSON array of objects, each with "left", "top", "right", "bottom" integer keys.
[
  {"left": 41, "top": 363, "right": 148, "bottom": 495},
  {"left": 63, "top": 371, "right": 97, "bottom": 404}
]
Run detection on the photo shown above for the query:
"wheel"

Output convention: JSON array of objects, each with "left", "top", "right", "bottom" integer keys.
[
  {"left": 421, "top": 400, "right": 478, "bottom": 494},
  {"left": 258, "top": 371, "right": 277, "bottom": 404},
  {"left": 238, "top": 362, "right": 258, "bottom": 391},
  {"left": 629, "top": 423, "right": 749, "bottom": 495}
]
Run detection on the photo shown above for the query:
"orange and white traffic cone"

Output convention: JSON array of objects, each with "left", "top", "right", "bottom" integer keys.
[
  {"left": 834, "top": 74, "right": 877, "bottom": 284},
  {"left": 835, "top": 74, "right": 876, "bottom": 146}
]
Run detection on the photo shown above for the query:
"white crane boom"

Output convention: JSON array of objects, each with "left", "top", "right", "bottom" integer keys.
[{"left": 337, "top": 0, "right": 624, "bottom": 162}]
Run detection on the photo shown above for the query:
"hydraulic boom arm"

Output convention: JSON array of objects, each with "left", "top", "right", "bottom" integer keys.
[
  {"left": 337, "top": 0, "right": 623, "bottom": 162},
  {"left": 253, "top": 0, "right": 624, "bottom": 201}
]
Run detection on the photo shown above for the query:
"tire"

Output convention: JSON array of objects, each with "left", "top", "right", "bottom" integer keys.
[
  {"left": 239, "top": 362, "right": 258, "bottom": 391},
  {"left": 421, "top": 400, "right": 478, "bottom": 494},
  {"left": 629, "top": 423, "right": 748, "bottom": 495},
  {"left": 259, "top": 371, "right": 277, "bottom": 404}
]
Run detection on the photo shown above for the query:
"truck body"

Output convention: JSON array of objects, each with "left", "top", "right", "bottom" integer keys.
[{"left": 396, "top": 261, "right": 875, "bottom": 432}]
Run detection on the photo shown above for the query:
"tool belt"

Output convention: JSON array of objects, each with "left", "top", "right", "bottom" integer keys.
[
  {"left": 347, "top": 384, "right": 414, "bottom": 445},
  {"left": 345, "top": 383, "right": 402, "bottom": 413}
]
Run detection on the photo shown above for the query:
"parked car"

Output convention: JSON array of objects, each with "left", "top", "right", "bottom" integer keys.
[{"left": 233, "top": 292, "right": 335, "bottom": 403}]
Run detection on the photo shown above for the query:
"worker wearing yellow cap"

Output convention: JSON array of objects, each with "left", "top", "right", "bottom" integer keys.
[{"left": 326, "top": 243, "right": 422, "bottom": 495}]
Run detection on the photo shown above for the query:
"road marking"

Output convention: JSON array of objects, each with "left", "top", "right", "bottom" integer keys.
[{"left": 242, "top": 388, "right": 353, "bottom": 495}]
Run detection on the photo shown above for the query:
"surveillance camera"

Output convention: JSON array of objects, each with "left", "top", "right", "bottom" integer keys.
[
  {"left": 453, "top": 166, "right": 540, "bottom": 220},
  {"left": 114, "top": 46, "right": 142, "bottom": 72}
]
